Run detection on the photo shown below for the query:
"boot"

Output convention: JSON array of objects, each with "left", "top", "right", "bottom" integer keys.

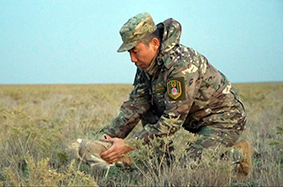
[{"left": 234, "top": 140, "right": 253, "bottom": 180}]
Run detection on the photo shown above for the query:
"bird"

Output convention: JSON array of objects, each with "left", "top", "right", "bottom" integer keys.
[{"left": 68, "top": 137, "right": 134, "bottom": 177}]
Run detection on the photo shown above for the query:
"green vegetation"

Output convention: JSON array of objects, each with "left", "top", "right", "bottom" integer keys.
[{"left": 0, "top": 83, "right": 282, "bottom": 186}]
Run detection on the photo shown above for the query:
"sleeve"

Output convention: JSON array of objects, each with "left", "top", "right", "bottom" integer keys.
[
  {"left": 103, "top": 68, "right": 152, "bottom": 139},
  {"left": 133, "top": 59, "right": 204, "bottom": 143}
]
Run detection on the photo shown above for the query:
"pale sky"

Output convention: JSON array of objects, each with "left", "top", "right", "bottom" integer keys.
[{"left": 1, "top": 0, "right": 282, "bottom": 84}]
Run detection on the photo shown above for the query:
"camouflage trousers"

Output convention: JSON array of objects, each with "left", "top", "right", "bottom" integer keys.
[
  {"left": 141, "top": 108, "right": 247, "bottom": 166},
  {"left": 185, "top": 125, "right": 246, "bottom": 165}
]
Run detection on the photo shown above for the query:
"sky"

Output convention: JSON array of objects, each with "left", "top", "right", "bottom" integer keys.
[{"left": 1, "top": 0, "right": 282, "bottom": 84}]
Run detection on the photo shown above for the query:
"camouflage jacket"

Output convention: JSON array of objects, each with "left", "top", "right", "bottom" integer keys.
[{"left": 104, "top": 19, "right": 246, "bottom": 143}]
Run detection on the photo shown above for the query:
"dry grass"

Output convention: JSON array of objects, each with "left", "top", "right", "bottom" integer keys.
[{"left": 0, "top": 82, "right": 282, "bottom": 186}]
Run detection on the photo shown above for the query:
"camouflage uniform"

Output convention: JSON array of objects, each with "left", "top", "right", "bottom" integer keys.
[{"left": 104, "top": 13, "right": 247, "bottom": 163}]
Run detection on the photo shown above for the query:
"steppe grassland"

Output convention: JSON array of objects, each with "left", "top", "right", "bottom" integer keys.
[{"left": 0, "top": 83, "right": 282, "bottom": 186}]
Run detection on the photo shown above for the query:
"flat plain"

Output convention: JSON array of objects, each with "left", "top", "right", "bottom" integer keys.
[{"left": 0, "top": 82, "right": 282, "bottom": 186}]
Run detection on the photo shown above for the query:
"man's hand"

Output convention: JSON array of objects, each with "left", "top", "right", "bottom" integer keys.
[{"left": 100, "top": 136, "right": 135, "bottom": 163}]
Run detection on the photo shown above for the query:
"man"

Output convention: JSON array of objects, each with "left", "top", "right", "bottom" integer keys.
[{"left": 100, "top": 12, "right": 253, "bottom": 179}]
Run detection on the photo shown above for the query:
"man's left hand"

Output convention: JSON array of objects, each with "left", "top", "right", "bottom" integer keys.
[{"left": 100, "top": 137, "right": 134, "bottom": 163}]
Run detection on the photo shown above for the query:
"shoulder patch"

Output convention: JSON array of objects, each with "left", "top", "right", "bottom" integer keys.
[{"left": 167, "top": 77, "right": 186, "bottom": 101}]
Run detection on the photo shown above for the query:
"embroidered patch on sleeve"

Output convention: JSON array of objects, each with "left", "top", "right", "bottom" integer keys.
[{"left": 167, "top": 77, "right": 186, "bottom": 101}]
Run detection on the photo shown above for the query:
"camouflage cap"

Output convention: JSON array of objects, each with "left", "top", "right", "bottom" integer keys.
[{"left": 117, "top": 12, "right": 157, "bottom": 52}]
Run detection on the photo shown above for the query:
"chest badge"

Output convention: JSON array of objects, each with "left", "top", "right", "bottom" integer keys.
[
  {"left": 155, "top": 86, "right": 166, "bottom": 93},
  {"left": 167, "top": 79, "right": 182, "bottom": 100}
]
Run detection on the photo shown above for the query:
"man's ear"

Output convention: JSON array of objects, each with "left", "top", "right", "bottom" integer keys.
[{"left": 150, "top": 38, "right": 160, "bottom": 51}]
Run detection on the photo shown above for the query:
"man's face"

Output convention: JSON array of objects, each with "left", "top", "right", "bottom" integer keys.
[{"left": 128, "top": 41, "right": 158, "bottom": 70}]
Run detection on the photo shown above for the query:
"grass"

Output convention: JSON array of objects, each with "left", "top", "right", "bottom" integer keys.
[{"left": 0, "top": 82, "right": 282, "bottom": 186}]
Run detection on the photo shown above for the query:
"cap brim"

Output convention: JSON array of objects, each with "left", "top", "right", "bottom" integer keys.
[{"left": 117, "top": 41, "right": 139, "bottom": 53}]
